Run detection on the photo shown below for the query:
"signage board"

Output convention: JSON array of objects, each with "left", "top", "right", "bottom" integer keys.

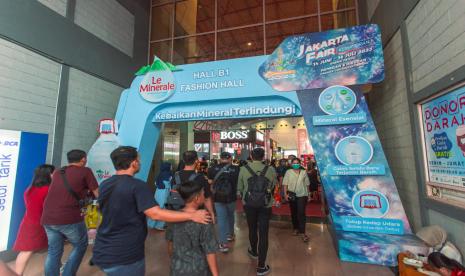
[
  {"left": 298, "top": 85, "right": 409, "bottom": 236},
  {"left": 220, "top": 130, "right": 251, "bottom": 143},
  {"left": 420, "top": 85, "right": 465, "bottom": 207},
  {"left": 0, "top": 130, "right": 47, "bottom": 252},
  {"left": 0, "top": 130, "right": 21, "bottom": 251},
  {"left": 259, "top": 24, "right": 384, "bottom": 91}
]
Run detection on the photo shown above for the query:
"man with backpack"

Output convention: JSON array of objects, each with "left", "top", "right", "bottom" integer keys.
[
  {"left": 207, "top": 152, "right": 239, "bottom": 253},
  {"left": 167, "top": 150, "right": 215, "bottom": 221},
  {"left": 238, "top": 148, "right": 277, "bottom": 276}
]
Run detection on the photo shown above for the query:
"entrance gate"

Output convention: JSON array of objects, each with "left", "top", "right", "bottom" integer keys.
[{"left": 103, "top": 25, "right": 427, "bottom": 266}]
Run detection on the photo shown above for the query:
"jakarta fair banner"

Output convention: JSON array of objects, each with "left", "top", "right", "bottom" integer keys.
[
  {"left": 259, "top": 24, "right": 384, "bottom": 91},
  {"left": 260, "top": 24, "right": 428, "bottom": 266}
]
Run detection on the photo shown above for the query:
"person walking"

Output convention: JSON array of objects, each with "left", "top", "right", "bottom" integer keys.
[
  {"left": 92, "top": 146, "right": 211, "bottom": 275},
  {"left": 207, "top": 152, "right": 239, "bottom": 253},
  {"left": 275, "top": 159, "right": 289, "bottom": 203},
  {"left": 166, "top": 181, "right": 219, "bottom": 276},
  {"left": 169, "top": 150, "right": 215, "bottom": 222},
  {"left": 12, "top": 164, "right": 55, "bottom": 275},
  {"left": 283, "top": 158, "right": 310, "bottom": 242},
  {"left": 148, "top": 162, "right": 173, "bottom": 230},
  {"left": 306, "top": 161, "right": 320, "bottom": 201},
  {"left": 41, "top": 150, "right": 99, "bottom": 276},
  {"left": 238, "top": 148, "right": 276, "bottom": 276}
]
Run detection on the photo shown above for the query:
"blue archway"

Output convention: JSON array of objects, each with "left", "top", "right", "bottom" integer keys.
[{"left": 104, "top": 25, "right": 427, "bottom": 266}]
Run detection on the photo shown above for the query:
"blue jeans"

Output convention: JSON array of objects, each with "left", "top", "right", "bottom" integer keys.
[
  {"left": 102, "top": 259, "right": 145, "bottom": 276},
  {"left": 44, "top": 221, "right": 88, "bottom": 276},
  {"left": 215, "top": 201, "right": 236, "bottom": 244}
]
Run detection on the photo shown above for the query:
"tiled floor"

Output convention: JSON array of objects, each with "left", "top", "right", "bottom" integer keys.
[{"left": 15, "top": 214, "right": 394, "bottom": 276}]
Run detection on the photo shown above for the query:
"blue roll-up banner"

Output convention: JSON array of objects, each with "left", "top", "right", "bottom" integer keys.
[{"left": 0, "top": 130, "right": 48, "bottom": 252}]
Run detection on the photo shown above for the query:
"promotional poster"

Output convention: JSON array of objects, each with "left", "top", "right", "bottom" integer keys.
[
  {"left": 298, "top": 86, "right": 411, "bottom": 235},
  {"left": 259, "top": 24, "right": 384, "bottom": 91},
  {"left": 0, "top": 130, "right": 47, "bottom": 252},
  {"left": 421, "top": 86, "right": 465, "bottom": 189}
]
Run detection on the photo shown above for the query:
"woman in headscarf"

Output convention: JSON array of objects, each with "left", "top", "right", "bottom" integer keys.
[{"left": 148, "top": 162, "right": 173, "bottom": 230}]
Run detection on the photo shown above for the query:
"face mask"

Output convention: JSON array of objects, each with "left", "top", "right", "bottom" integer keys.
[{"left": 291, "top": 164, "right": 300, "bottom": 170}]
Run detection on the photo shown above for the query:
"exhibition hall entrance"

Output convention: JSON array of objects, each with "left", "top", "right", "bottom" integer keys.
[{"left": 151, "top": 115, "right": 327, "bottom": 222}]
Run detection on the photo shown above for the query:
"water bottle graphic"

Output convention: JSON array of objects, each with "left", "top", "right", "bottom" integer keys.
[
  {"left": 319, "top": 85, "right": 357, "bottom": 115},
  {"left": 346, "top": 138, "right": 363, "bottom": 164},
  {"left": 335, "top": 136, "right": 373, "bottom": 166},
  {"left": 87, "top": 119, "right": 121, "bottom": 185}
]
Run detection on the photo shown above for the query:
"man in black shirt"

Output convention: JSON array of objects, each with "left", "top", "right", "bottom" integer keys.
[
  {"left": 173, "top": 150, "right": 215, "bottom": 222},
  {"left": 207, "top": 152, "right": 239, "bottom": 253},
  {"left": 92, "top": 146, "right": 211, "bottom": 276}
]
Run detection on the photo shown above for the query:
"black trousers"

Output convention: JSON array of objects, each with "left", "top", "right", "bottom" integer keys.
[
  {"left": 289, "top": 196, "right": 307, "bottom": 234},
  {"left": 244, "top": 205, "right": 272, "bottom": 268}
]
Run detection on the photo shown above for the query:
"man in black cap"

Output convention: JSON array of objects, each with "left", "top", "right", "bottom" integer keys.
[{"left": 207, "top": 152, "right": 239, "bottom": 253}]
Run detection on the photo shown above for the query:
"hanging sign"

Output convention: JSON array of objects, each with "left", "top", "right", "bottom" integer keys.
[{"left": 259, "top": 24, "right": 384, "bottom": 91}]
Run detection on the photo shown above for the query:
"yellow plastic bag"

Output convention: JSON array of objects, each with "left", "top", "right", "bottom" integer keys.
[{"left": 85, "top": 200, "right": 102, "bottom": 229}]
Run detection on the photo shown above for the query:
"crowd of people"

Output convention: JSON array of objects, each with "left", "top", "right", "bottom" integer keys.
[
  {"left": 5, "top": 145, "right": 463, "bottom": 276},
  {"left": 6, "top": 145, "right": 321, "bottom": 276}
]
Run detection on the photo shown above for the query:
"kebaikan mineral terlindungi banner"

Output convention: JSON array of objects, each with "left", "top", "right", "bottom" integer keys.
[{"left": 421, "top": 85, "right": 465, "bottom": 191}]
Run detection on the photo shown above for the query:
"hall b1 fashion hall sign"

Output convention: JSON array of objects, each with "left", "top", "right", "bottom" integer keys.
[{"left": 88, "top": 24, "right": 428, "bottom": 266}]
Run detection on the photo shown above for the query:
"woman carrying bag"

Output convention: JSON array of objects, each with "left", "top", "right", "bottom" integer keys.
[{"left": 283, "top": 158, "right": 310, "bottom": 242}]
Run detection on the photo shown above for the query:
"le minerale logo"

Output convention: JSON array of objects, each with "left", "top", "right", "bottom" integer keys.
[{"left": 139, "top": 76, "right": 175, "bottom": 93}]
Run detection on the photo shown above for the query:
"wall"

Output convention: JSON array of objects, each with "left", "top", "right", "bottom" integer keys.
[
  {"left": 75, "top": 0, "right": 135, "bottom": 56},
  {"left": 37, "top": 0, "right": 68, "bottom": 16},
  {"left": 366, "top": 31, "right": 422, "bottom": 230},
  {"left": 0, "top": 0, "right": 150, "bottom": 171},
  {"left": 0, "top": 37, "right": 61, "bottom": 163},
  {"left": 407, "top": 0, "right": 465, "bottom": 93},
  {"left": 61, "top": 68, "right": 123, "bottom": 165},
  {"left": 405, "top": 0, "right": 465, "bottom": 258},
  {"left": 365, "top": 0, "right": 465, "bottom": 258}
]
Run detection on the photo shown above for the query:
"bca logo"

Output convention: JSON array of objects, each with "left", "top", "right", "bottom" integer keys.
[{"left": 220, "top": 130, "right": 249, "bottom": 140}]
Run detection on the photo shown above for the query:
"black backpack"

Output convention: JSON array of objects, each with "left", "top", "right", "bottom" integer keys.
[
  {"left": 166, "top": 171, "right": 198, "bottom": 210},
  {"left": 244, "top": 165, "right": 272, "bottom": 208},
  {"left": 213, "top": 164, "right": 234, "bottom": 203}
]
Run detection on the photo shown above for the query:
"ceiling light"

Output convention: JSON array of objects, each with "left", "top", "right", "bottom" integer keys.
[{"left": 247, "top": 42, "right": 252, "bottom": 46}]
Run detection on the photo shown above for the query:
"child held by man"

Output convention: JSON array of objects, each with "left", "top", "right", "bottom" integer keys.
[{"left": 166, "top": 181, "right": 219, "bottom": 276}]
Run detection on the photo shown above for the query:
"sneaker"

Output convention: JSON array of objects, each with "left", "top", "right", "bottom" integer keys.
[
  {"left": 227, "top": 234, "right": 235, "bottom": 242},
  {"left": 247, "top": 248, "right": 258, "bottom": 259},
  {"left": 219, "top": 243, "right": 229, "bottom": 253},
  {"left": 257, "top": 265, "right": 271, "bottom": 275}
]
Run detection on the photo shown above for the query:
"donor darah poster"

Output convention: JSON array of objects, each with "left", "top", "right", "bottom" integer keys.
[
  {"left": 421, "top": 85, "right": 465, "bottom": 189},
  {"left": 259, "top": 24, "right": 384, "bottom": 91}
]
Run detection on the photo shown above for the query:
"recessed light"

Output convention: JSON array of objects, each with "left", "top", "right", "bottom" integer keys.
[{"left": 247, "top": 42, "right": 252, "bottom": 46}]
